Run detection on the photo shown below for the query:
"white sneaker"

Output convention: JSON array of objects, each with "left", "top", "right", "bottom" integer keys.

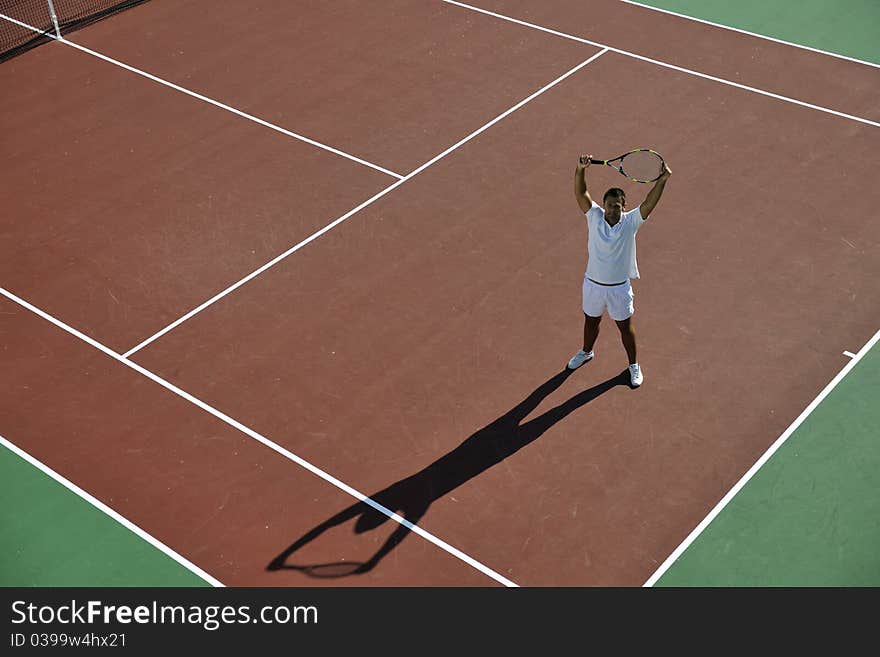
[
  {"left": 629, "top": 363, "right": 643, "bottom": 387},
  {"left": 567, "top": 349, "right": 594, "bottom": 370}
]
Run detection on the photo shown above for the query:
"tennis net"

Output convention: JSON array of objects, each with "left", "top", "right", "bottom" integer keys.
[{"left": 1, "top": 0, "right": 149, "bottom": 62}]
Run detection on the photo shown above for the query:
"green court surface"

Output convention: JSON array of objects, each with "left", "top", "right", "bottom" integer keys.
[
  {"left": 0, "top": 443, "right": 207, "bottom": 587},
  {"left": 658, "top": 346, "right": 880, "bottom": 586},
  {"left": 1, "top": 2, "right": 877, "bottom": 587},
  {"left": 632, "top": 0, "right": 880, "bottom": 586},
  {"left": 636, "top": 0, "right": 880, "bottom": 63}
]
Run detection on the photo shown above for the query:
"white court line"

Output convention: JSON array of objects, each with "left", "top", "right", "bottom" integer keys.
[
  {"left": 843, "top": 351, "right": 857, "bottom": 359},
  {"left": 0, "top": 434, "right": 224, "bottom": 587},
  {"left": 618, "top": 0, "right": 880, "bottom": 70},
  {"left": 0, "top": 12, "right": 52, "bottom": 37},
  {"left": 123, "top": 177, "right": 406, "bottom": 357},
  {"left": 123, "top": 49, "right": 609, "bottom": 356},
  {"left": 643, "top": 328, "right": 880, "bottom": 587},
  {"left": 1, "top": 287, "right": 519, "bottom": 588},
  {"left": 441, "top": 0, "right": 880, "bottom": 129},
  {"left": 0, "top": 13, "right": 404, "bottom": 180},
  {"left": 4, "top": 4, "right": 873, "bottom": 586}
]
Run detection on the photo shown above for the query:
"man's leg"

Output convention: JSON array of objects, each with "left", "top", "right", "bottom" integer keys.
[
  {"left": 610, "top": 284, "right": 642, "bottom": 386},
  {"left": 583, "top": 313, "right": 601, "bottom": 352},
  {"left": 568, "top": 313, "right": 602, "bottom": 370},
  {"left": 614, "top": 317, "right": 637, "bottom": 365}
]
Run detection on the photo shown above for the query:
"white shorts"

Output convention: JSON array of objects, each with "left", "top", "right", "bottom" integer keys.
[{"left": 582, "top": 278, "right": 634, "bottom": 321}]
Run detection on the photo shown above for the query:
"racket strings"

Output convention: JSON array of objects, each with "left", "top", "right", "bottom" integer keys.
[{"left": 620, "top": 151, "right": 663, "bottom": 181}]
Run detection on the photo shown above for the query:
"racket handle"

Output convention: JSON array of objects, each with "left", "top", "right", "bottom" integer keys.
[{"left": 588, "top": 159, "right": 604, "bottom": 164}]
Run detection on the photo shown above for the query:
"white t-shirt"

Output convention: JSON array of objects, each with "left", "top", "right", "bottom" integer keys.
[{"left": 584, "top": 202, "right": 646, "bottom": 282}]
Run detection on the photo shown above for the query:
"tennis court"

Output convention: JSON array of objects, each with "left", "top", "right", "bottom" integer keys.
[{"left": 2, "top": 0, "right": 878, "bottom": 586}]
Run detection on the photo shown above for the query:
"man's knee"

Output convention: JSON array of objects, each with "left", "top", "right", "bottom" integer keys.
[{"left": 614, "top": 317, "right": 634, "bottom": 333}]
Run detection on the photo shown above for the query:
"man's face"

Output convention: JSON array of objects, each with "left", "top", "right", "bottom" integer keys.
[{"left": 603, "top": 194, "right": 625, "bottom": 222}]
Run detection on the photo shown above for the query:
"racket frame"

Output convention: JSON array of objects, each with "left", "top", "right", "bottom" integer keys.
[{"left": 589, "top": 149, "right": 665, "bottom": 183}]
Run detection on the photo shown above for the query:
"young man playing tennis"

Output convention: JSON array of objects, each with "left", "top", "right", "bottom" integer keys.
[{"left": 567, "top": 154, "right": 671, "bottom": 387}]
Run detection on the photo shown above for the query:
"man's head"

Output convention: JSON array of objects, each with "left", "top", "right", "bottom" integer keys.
[{"left": 602, "top": 188, "right": 626, "bottom": 223}]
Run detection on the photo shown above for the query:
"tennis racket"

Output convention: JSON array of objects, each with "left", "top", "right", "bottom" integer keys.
[{"left": 584, "top": 149, "right": 666, "bottom": 183}]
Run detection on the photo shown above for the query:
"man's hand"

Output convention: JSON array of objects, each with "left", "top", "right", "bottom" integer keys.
[
  {"left": 659, "top": 163, "right": 671, "bottom": 180},
  {"left": 574, "top": 154, "right": 594, "bottom": 212}
]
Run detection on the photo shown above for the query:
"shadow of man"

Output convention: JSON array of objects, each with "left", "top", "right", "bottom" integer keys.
[{"left": 267, "top": 367, "right": 630, "bottom": 577}]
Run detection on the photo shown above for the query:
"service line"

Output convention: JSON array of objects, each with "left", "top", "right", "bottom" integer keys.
[
  {"left": 1, "top": 286, "right": 518, "bottom": 587},
  {"left": 123, "top": 48, "right": 609, "bottom": 356}
]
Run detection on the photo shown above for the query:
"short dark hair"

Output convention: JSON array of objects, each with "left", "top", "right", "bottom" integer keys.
[{"left": 603, "top": 187, "right": 626, "bottom": 203}]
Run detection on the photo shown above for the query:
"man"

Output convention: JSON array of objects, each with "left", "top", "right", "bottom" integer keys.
[{"left": 567, "top": 154, "right": 671, "bottom": 387}]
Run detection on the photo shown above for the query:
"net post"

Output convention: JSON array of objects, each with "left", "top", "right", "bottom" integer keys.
[{"left": 45, "top": 0, "right": 62, "bottom": 38}]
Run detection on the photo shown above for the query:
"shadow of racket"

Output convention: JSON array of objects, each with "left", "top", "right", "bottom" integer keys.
[{"left": 268, "top": 368, "right": 629, "bottom": 577}]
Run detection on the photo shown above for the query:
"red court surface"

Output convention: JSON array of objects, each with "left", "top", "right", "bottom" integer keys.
[
  {"left": 2, "top": 1, "right": 878, "bottom": 586},
  {"left": 1, "top": 296, "right": 495, "bottom": 586},
  {"left": 463, "top": 0, "right": 879, "bottom": 122},
  {"left": 68, "top": 0, "right": 597, "bottom": 173},
  {"left": 0, "top": 44, "right": 393, "bottom": 352},
  {"left": 127, "top": 51, "right": 878, "bottom": 584}
]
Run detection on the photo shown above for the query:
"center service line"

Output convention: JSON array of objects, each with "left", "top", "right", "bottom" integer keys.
[{"left": 123, "top": 49, "right": 608, "bottom": 356}]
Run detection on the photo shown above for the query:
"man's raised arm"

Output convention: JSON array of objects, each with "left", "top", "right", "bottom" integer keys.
[
  {"left": 638, "top": 163, "right": 672, "bottom": 219},
  {"left": 574, "top": 155, "right": 594, "bottom": 214}
]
